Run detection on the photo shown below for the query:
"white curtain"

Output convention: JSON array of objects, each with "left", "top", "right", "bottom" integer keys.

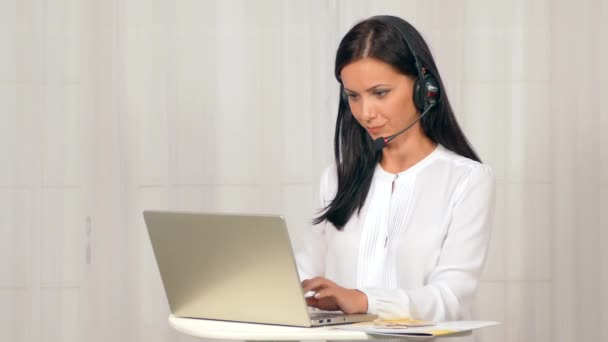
[{"left": 1, "top": 0, "right": 606, "bottom": 342}]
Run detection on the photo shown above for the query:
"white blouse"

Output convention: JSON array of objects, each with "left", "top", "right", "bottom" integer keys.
[{"left": 295, "top": 144, "right": 496, "bottom": 322}]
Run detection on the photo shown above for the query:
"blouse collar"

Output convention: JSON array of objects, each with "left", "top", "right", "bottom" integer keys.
[{"left": 374, "top": 143, "right": 444, "bottom": 182}]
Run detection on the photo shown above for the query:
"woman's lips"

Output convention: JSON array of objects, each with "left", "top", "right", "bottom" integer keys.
[{"left": 367, "top": 125, "right": 385, "bottom": 134}]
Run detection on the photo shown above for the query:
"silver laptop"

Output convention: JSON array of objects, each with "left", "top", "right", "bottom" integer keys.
[{"left": 143, "top": 210, "right": 377, "bottom": 327}]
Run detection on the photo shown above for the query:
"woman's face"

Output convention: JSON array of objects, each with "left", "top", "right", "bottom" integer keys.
[{"left": 340, "top": 57, "right": 417, "bottom": 138}]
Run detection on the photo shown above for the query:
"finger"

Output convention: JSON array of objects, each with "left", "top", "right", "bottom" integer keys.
[
  {"left": 303, "top": 276, "right": 326, "bottom": 286},
  {"left": 305, "top": 297, "right": 318, "bottom": 307},
  {"left": 303, "top": 290, "right": 316, "bottom": 298},
  {"left": 313, "top": 288, "right": 336, "bottom": 300},
  {"left": 301, "top": 278, "right": 315, "bottom": 288},
  {"left": 302, "top": 277, "right": 331, "bottom": 293},
  {"left": 309, "top": 296, "right": 340, "bottom": 312}
]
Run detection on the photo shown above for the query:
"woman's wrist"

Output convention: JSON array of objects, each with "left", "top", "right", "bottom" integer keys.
[{"left": 353, "top": 289, "right": 369, "bottom": 313}]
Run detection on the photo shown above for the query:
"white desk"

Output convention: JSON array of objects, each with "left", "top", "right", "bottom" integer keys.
[{"left": 168, "top": 315, "right": 472, "bottom": 341}]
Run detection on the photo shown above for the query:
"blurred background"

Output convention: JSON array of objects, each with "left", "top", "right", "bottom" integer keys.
[{"left": 0, "top": 0, "right": 606, "bottom": 341}]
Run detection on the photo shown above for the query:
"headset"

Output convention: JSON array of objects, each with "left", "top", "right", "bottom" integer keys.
[{"left": 340, "top": 15, "right": 441, "bottom": 151}]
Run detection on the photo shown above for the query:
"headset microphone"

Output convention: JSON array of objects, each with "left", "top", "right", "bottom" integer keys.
[{"left": 372, "top": 103, "right": 435, "bottom": 152}]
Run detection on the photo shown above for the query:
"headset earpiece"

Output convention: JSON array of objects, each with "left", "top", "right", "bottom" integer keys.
[{"left": 413, "top": 67, "right": 440, "bottom": 112}]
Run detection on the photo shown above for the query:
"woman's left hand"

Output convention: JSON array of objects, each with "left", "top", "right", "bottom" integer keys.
[{"left": 301, "top": 277, "right": 368, "bottom": 314}]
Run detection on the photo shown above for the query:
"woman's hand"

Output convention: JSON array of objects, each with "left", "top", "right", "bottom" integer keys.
[{"left": 301, "top": 277, "right": 368, "bottom": 314}]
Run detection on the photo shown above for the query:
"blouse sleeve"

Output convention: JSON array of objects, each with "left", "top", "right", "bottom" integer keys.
[
  {"left": 294, "top": 165, "right": 334, "bottom": 281},
  {"left": 360, "top": 163, "right": 496, "bottom": 321}
]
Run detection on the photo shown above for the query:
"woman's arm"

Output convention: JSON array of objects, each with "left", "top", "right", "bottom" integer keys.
[{"left": 294, "top": 165, "right": 334, "bottom": 281}]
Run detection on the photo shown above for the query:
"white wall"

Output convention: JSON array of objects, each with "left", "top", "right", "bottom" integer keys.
[{"left": 0, "top": 1, "right": 606, "bottom": 342}]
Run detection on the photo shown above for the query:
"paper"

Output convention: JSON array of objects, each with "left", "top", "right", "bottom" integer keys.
[{"left": 335, "top": 319, "right": 499, "bottom": 337}]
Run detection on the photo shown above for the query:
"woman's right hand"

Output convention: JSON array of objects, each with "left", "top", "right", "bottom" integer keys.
[{"left": 301, "top": 277, "right": 368, "bottom": 314}]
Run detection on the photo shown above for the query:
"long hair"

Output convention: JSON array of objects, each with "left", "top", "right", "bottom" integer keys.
[{"left": 313, "top": 15, "right": 481, "bottom": 230}]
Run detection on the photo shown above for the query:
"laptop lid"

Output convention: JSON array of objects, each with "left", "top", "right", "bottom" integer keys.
[{"left": 143, "top": 210, "right": 313, "bottom": 327}]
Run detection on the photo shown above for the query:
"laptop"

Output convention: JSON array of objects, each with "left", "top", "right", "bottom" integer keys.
[{"left": 143, "top": 210, "right": 377, "bottom": 327}]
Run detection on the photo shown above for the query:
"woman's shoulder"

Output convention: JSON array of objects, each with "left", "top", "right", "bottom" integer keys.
[
  {"left": 321, "top": 163, "right": 338, "bottom": 177},
  {"left": 320, "top": 163, "right": 338, "bottom": 189},
  {"left": 433, "top": 145, "right": 496, "bottom": 204},
  {"left": 318, "top": 163, "right": 339, "bottom": 204},
  {"left": 435, "top": 144, "right": 495, "bottom": 180}
]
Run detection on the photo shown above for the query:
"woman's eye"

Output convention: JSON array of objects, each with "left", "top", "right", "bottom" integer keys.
[
  {"left": 347, "top": 93, "right": 358, "bottom": 100},
  {"left": 375, "top": 90, "right": 389, "bottom": 98}
]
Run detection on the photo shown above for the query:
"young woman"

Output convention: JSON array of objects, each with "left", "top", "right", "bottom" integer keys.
[{"left": 296, "top": 15, "right": 496, "bottom": 322}]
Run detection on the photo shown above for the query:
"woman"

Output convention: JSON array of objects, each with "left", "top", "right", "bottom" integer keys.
[{"left": 296, "top": 15, "right": 495, "bottom": 322}]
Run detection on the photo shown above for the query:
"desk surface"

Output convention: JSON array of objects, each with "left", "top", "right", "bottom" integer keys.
[
  {"left": 169, "top": 315, "right": 482, "bottom": 341},
  {"left": 168, "top": 314, "right": 372, "bottom": 340},
  {"left": 168, "top": 315, "right": 476, "bottom": 341}
]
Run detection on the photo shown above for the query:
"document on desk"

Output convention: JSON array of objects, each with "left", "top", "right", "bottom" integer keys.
[{"left": 334, "top": 319, "right": 499, "bottom": 337}]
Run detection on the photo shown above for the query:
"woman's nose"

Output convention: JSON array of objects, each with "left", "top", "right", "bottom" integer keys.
[{"left": 361, "top": 99, "right": 378, "bottom": 121}]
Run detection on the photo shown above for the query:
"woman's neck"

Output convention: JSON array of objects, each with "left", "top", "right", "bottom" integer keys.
[{"left": 379, "top": 126, "right": 437, "bottom": 174}]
